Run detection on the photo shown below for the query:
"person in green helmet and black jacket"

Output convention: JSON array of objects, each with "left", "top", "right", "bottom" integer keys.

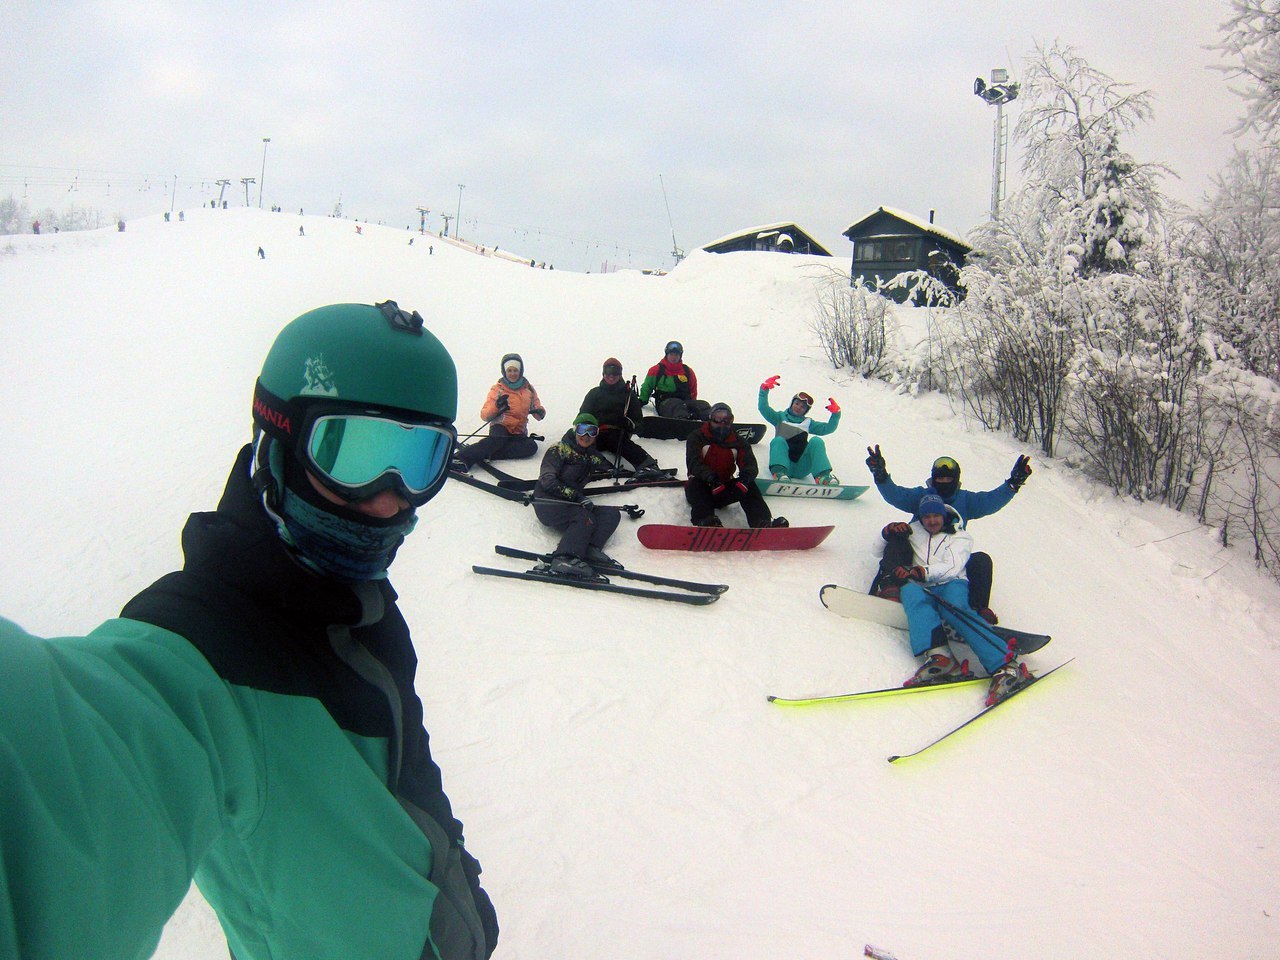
[{"left": 0, "top": 301, "right": 498, "bottom": 960}]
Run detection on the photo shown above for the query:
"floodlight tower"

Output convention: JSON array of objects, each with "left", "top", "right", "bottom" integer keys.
[{"left": 973, "top": 68, "right": 1020, "bottom": 220}]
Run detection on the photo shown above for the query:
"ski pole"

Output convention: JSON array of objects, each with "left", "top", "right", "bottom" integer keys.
[
  {"left": 457, "top": 411, "right": 502, "bottom": 445},
  {"left": 919, "top": 584, "right": 1010, "bottom": 653}
]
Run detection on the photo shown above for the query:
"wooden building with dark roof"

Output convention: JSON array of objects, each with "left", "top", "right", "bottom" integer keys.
[
  {"left": 842, "top": 206, "right": 972, "bottom": 301},
  {"left": 701, "top": 222, "right": 833, "bottom": 257}
]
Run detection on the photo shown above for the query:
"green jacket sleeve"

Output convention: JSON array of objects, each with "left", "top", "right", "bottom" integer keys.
[
  {"left": 808, "top": 410, "right": 840, "bottom": 436},
  {"left": 0, "top": 616, "right": 260, "bottom": 960},
  {"left": 757, "top": 388, "right": 784, "bottom": 426}
]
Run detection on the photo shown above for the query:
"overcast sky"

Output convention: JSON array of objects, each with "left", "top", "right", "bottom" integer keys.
[{"left": 2, "top": 0, "right": 1250, "bottom": 271}]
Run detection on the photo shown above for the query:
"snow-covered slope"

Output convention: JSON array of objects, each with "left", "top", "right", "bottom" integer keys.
[{"left": 2, "top": 210, "right": 1278, "bottom": 959}]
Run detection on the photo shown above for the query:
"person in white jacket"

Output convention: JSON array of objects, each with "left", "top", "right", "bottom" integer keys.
[{"left": 883, "top": 493, "right": 1034, "bottom": 705}]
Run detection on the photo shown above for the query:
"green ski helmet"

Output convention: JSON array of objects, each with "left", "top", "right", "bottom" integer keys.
[{"left": 252, "top": 300, "right": 459, "bottom": 509}]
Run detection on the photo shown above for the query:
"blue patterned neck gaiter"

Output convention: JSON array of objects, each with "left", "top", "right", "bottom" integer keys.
[{"left": 277, "top": 484, "right": 418, "bottom": 582}]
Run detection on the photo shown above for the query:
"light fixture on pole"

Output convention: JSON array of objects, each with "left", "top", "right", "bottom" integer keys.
[
  {"left": 456, "top": 184, "right": 465, "bottom": 242},
  {"left": 973, "top": 69, "right": 1019, "bottom": 220},
  {"left": 259, "top": 138, "right": 271, "bottom": 209}
]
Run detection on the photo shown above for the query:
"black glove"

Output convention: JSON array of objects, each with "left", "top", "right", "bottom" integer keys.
[
  {"left": 494, "top": 393, "right": 510, "bottom": 411},
  {"left": 1009, "top": 454, "right": 1032, "bottom": 490},
  {"left": 866, "top": 444, "right": 888, "bottom": 483}
]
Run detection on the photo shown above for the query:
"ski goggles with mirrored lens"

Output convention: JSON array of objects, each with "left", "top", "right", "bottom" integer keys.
[
  {"left": 304, "top": 411, "right": 456, "bottom": 504},
  {"left": 574, "top": 422, "right": 600, "bottom": 438},
  {"left": 931, "top": 456, "right": 960, "bottom": 477},
  {"left": 665, "top": 341, "right": 683, "bottom": 355},
  {"left": 792, "top": 392, "right": 814, "bottom": 410}
]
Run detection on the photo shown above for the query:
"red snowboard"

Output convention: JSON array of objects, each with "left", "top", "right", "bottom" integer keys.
[{"left": 637, "top": 523, "right": 834, "bottom": 552}]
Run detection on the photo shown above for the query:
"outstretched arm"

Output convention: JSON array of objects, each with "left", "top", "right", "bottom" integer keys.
[{"left": 0, "top": 617, "right": 255, "bottom": 960}]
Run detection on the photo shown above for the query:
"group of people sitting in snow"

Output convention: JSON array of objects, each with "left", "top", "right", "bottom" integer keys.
[
  {"left": 448, "top": 337, "right": 1037, "bottom": 706},
  {"left": 447, "top": 343, "right": 830, "bottom": 571}
]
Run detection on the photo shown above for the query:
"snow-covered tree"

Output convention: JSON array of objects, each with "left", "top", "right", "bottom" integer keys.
[
  {"left": 1215, "top": 0, "right": 1280, "bottom": 140},
  {"left": 1013, "top": 41, "right": 1166, "bottom": 275},
  {"left": 1183, "top": 147, "right": 1280, "bottom": 382},
  {"left": 0, "top": 195, "right": 32, "bottom": 235}
]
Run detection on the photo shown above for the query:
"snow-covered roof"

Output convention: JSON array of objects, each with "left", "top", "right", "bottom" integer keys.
[
  {"left": 842, "top": 206, "right": 971, "bottom": 251},
  {"left": 700, "top": 222, "right": 832, "bottom": 256}
]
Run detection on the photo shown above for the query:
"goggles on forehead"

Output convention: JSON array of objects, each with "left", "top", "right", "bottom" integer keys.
[
  {"left": 710, "top": 413, "right": 733, "bottom": 425},
  {"left": 792, "top": 392, "right": 814, "bottom": 409},
  {"left": 303, "top": 409, "right": 456, "bottom": 505},
  {"left": 575, "top": 422, "right": 599, "bottom": 437}
]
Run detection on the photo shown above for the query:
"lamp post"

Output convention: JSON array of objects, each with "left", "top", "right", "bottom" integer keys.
[
  {"left": 973, "top": 70, "right": 1019, "bottom": 220},
  {"left": 259, "top": 138, "right": 271, "bottom": 209},
  {"left": 456, "top": 184, "right": 465, "bottom": 242}
]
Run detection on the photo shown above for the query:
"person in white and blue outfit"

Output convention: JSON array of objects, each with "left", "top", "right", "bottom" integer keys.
[{"left": 886, "top": 494, "right": 1034, "bottom": 706}]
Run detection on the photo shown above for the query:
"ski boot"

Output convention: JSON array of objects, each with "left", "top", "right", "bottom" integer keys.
[
  {"left": 904, "top": 645, "right": 973, "bottom": 687},
  {"left": 814, "top": 471, "right": 839, "bottom": 486},
  {"left": 631, "top": 460, "right": 665, "bottom": 482},
  {"left": 985, "top": 661, "right": 1034, "bottom": 706},
  {"left": 549, "top": 555, "right": 597, "bottom": 579},
  {"left": 770, "top": 517, "right": 790, "bottom": 528},
  {"left": 771, "top": 469, "right": 790, "bottom": 480},
  {"left": 692, "top": 515, "right": 723, "bottom": 528},
  {"left": 585, "top": 546, "right": 623, "bottom": 569}
]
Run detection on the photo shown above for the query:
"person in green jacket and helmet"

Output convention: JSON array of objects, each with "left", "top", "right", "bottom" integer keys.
[{"left": 0, "top": 301, "right": 498, "bottom": 960}]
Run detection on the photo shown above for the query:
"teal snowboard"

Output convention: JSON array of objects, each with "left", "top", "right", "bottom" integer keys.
[{"left": 754, "top": 477, "right": 868, "bottom": 501}]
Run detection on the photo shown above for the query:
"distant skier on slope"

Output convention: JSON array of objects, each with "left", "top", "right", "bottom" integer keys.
[
  {"left": 533, "top": 413, "right": 624, "bottom": 577},
  {"left": 757, "top": 375, "right": 842, "bottom": 484},
  {"left": 866, "top": 446, "right": 1032, "bottom": 623},
  {"left": 638, "top": 340, "right": 711, "bottom": 421},
  {"left": 454, "top": 352, "right": 546, "bottom": 471},
  {"left": 887, "top": 494, "right": 1035, "bottom": 705},
  {"left": 685, "top": 402, "right": 787, "bottom": 529}
]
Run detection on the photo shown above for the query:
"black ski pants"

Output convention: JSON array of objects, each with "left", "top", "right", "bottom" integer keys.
[
  {"left": 457, "top": 424, "right": 538, "bottom": 468},
  {"left": 534, "top": 500, "right": 621, "bottom": 559},
  {"left": 685, "top": 478, "right": 772, "bottom": 528},
  {"left": 594, "top": 429, "right": 654, "bottom": 472},
  {"left": 656, "top": 396, "right": 711, "bottom": 421}
]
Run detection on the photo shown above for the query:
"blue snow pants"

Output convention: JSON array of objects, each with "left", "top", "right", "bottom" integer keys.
[
  {"left": 901, "top": 579, "right": 1009, "bottom": 674},
  {"left": 768, "top": 435, "right": 832, "bottom": 479}
]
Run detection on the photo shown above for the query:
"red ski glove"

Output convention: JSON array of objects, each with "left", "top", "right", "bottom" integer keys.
[
  {"left": 760, "top": 374, "right": 781, "bottom": 391},
  {"left": 893, "top": 565, "right": 926, "bottom": 582},
  {"left": 826, "top": 397, "right": 840, "bottom": 414}
]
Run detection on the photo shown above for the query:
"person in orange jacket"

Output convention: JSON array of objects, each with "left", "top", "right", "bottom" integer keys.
[{"left": 454, "top": 353, "right": 546, "bottom": 470}]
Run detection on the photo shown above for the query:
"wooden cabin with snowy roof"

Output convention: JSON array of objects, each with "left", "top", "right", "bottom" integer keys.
[
  {"left": 701, "top": 222, "right": 832, "bottom": 257},
  {"left": 842, "top": 207, "right": 971, "bottom": 302}
]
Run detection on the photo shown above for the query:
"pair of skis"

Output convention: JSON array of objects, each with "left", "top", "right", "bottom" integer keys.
[
  {"left": 769, "top": 581, "right": 1074, "bottom": 761},
  {"left": 473, "top": 545, "right": 728, "bottom": 605},
  {"left": 768, "top": 659, "right": 1073, "bottom": 762}
]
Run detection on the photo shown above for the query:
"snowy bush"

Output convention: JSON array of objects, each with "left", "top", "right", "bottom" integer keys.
[{"left": 810, "top": 272, "right": 894, "bottom": 378}]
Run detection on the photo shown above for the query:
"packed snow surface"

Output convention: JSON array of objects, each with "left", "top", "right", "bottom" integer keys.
[{"left": 2, "top": 210, "right": 1278, "bottom": 959}]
